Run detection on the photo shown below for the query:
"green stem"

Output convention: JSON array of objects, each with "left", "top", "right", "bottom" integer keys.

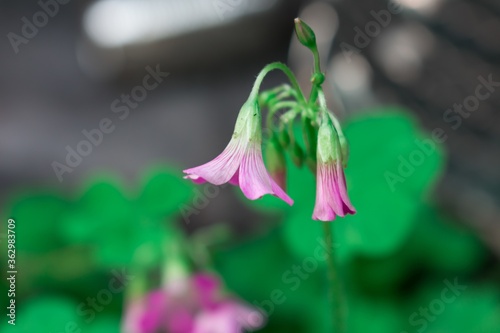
[
  {"left": 312, "top": 45, "right": 322, "bottom": 75},
  {"left": 322, "top": 223, "right": 345, "bottom": 333},
  {"left": 250, "top": 62, "right": 307, "bottom": 104},
  {"left": 308, "top": 45, "right": 323, "bottom": 106}
]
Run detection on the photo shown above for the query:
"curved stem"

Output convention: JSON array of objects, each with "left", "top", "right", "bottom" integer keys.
[
  {"left": 322, "top": 223, "right": 345, "bottom": 333},
  {"left": 250, "top": 62, "right": 307, "bottom": 104}
]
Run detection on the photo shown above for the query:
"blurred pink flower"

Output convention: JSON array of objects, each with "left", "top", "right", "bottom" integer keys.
[
  {"left": 193, "top": 301, "right": 264, "bottom": 333},
  {"left": 183, "top": 100, "right": 293, "bottom": 206},
  {"left": 122, "top": 273, "right": 264, "bottom": 333}
]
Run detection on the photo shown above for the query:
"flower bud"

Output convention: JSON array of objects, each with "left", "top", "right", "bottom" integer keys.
[
  {"left": 294, "top": 18, "right": 317, "bottom": 50},
  {"left": 278, "top": 126, "right": 291, "bottom": 149},
  {"left": 265, "top": 136, "right": 287, "bottom": 190},
  {"left": 290, "top": 141, "right": 305, "bottom": 167}
]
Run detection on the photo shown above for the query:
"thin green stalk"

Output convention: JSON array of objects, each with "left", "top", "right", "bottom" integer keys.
[
  {"left": 322, "top": 222, "right": 345, "bottom": 333},
  {"left": 308, "top": 45, "right": 323, "bottom": 106},
  {"left": 250, "top": 62, "right": 307, "bottom": 104}
]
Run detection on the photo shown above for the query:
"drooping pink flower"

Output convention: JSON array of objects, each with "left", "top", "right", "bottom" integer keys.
[
  {"left": 312, "top": 118, "right": 355, "bottom": 221},
  {"left": 122, "top": 273, "right": 264, "bottom": 333},
  {"left": 184, "top": 100, "right": 293, "bottom": 206}
]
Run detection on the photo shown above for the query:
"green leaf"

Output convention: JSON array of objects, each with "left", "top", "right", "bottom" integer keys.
[
  {"left": 136, "top": 167, "right": 193, "bottom": 217},
  {"left": 346, "top": 293, "right": 406, "bottom": 333},
  {"left": 412, "top": 204, "right": 487, "bottom": 274},
  {"left": 86, "top": 316, "right": 121, "bottom": 333},
  {"left": 1, "top": 297, "right": 80, "bottom": 333},
  {"left": 5, "top": 192, "right": 68, "bottom": 253},
  {"left": 59, "top": 170, "right": 189, "bottom": 267},
  {"left": 338, "top": 110, "right": 445, "bottom": 257},
  {"left": 408, "top": 281, "right": 500, "bottom": 333}
]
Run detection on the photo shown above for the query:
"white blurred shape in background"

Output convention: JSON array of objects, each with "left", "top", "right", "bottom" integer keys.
[
  {"left": 374, "top": 23, "right": 435, "bottom": 84},
  {"left": 84, "top": 0, "right": 278, "bottom": 48},
  {"left": 399, "top": 0, "right": 445, "bottom": 16}
]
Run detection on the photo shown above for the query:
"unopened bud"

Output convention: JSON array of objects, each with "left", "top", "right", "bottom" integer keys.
[
  {"left": 265, "top": 136, "right": 287, "bottom": 190},
  {"left": 290, "top": 141, "right": 305, "bottom": 167},
  {"left": 294, "top": 18, "right": 317, "bottom": 49},
  {"left": 278, "top": 126, "right": 291, "bottom": 149}
]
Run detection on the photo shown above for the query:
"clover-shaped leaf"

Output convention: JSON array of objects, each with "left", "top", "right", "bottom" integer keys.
[
  {"left": 340, "top": 109, "right": 446, "bottom": 257},
  {"left": 60, "top": 169, "right": 191, "bottom": 267}
]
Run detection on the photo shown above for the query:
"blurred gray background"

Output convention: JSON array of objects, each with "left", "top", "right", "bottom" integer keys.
[{"left": 1, "top": 0, "right": 499, "bottom": 253}]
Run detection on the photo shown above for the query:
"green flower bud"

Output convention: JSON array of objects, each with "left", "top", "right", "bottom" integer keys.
[
  {"left": 290, "top": 141, "right": 305, "bottom": 168},
  {"left": 278, "top": 125, "right": 291, "bottom": 148},
  {"left": 294, "top": 18, "right": 317, "bottom": 50},
  {"left": 265, "top": 136, "right": 287, "bottom": 190}
]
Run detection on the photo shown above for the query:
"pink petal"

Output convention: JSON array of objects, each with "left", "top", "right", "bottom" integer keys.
[
  {"left": 184, "top": 174, "right": 207, "bottom": 184},
  {"left": 228, "top": 302, "right": 265, "bottom": 330},
  {"left": 239, "top": 145, "right": 293, "bottom": 205},
  {"left": 335, "top": 162, "right": 356, "bottom": 215},
  {"left": 184, "top": 141, "right": 245, "bottom": 185},
  {"left": 269, "top": 169, "right": 287, "bottom": 192},
  {"left": 140, "top": 291, "right": 168, "bottom": 333},
  {"left": 270, "top": 177, "right": 294, "bottom": 206},
  {"left": 313, "top": 163, "right": 354, "bottom": 221},
  {"left": 228, "top": 169, "right": 239, "bottom": 186},
  {"left": 122, "top": 299, "right": 147, "bottom": 333},
  {"left": 166, "top": 307, "right": 195, "bottom": 333},
  {"left": 193, "top": 273, "right": 220, "bottom": 309},
  {"left": 193, "top": 301, "right": 264, "bottom": 333}
]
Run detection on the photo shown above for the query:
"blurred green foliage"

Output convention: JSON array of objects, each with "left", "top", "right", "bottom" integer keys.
[{"left": 1, "top": 111, "right": 499, "bottom": 333}]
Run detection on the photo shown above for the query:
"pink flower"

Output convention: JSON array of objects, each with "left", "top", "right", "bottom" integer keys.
[
  {"left": 122, "top": 273, "right": 264, "bottom": 333},
  {"left": 122, "top": 289, "right": 195, "bottom": 333},
  {"left": 312, "top": 119, "right": 355, "bottom": 221},
  {"left": 184, "top": 100, "right": 293, "bottom": 206}
]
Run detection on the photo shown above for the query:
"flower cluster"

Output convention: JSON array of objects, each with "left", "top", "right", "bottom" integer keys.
[{"left": 184, "top": 19, "right": 355, "bottom": 221}]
